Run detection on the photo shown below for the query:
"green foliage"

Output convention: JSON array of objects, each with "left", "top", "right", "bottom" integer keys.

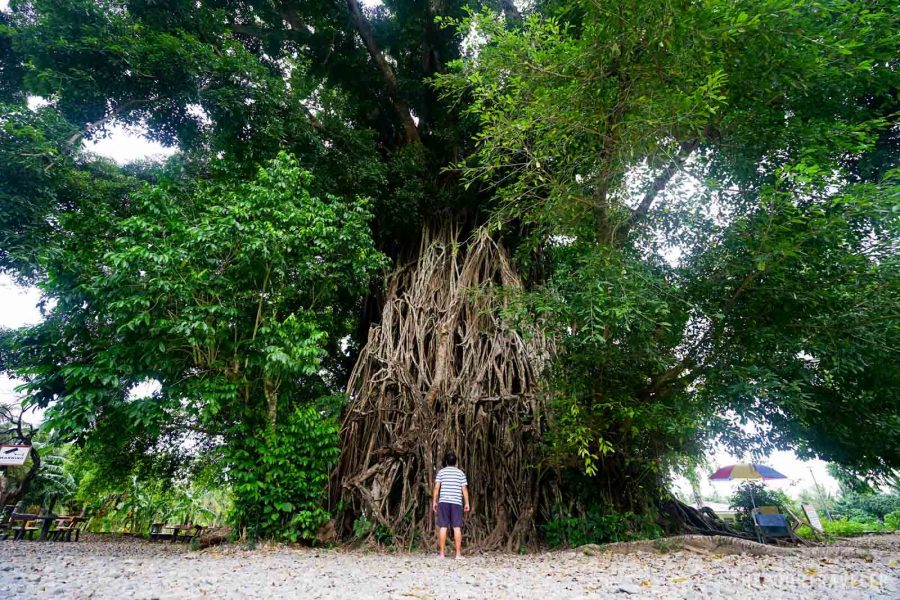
[
  {"left": 442, "top": 0, "right": 900, "bottom": 489},
  {"left": 228, "top": 405, "right": 339, "bottom": 542},
  {"left": 69, "top": 151, "right": 373, "bottom": 434},
  {"left": 79, "top": 477, "right": 229, "bottom": 535},
  {"left": 797, "top": 517, "right": 888, "bottom": 540},
  {"left": 543, "top": 504, "right": 662, "bottom": 548},
  {"left": 64, "top": 436, "right": 230, "bottom": 534},
  {"left": 440, "top": 0, "right": 900, "bottom": 224},
  {"left": 2, "top": 147, "right": 383, "bottom": 537},
  {"left": 827, "top": 463, "right": 878, "bottom": 495},
  {"left": 884, "top": 510, "right": 900, "bottom": 531},
  {"left": 505, "top": 239, "right": 706, "bottom": 508},
  {"left": 832, "top": 491, "right": 900, "bottom": 521},
  {"left": 728, "top": 482, "right": 794, "bottom": 533},
  {"left": 692, "top": 172, "right": 900, "bottom": 472},
  {"left": 351, "top": 515, "right": 372, "bottom": 539},
  {"left": 20, "top": 443, "right": 76, "bottom": 508},
  {"left": 350, "top": 515, "right": 394, "bottom": 546},
  {"left": 0, "top": 102, "right": 129, "bottom": 282}
]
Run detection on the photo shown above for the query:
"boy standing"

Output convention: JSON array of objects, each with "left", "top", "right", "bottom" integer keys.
[{"left": 432, "top": 451, "right": 469, "bottom": 558}]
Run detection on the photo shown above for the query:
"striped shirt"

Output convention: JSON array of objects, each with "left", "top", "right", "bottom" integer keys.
[{"left": 436, "top": 466, "right": 468, "bottom": 506}]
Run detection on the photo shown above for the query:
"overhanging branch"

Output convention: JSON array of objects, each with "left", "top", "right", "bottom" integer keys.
[
  {"left": 345, "top": 0, "right": 421, "bottom": 145},
  {"left": 621, "top": 139, "right": 699, "bottom": 235},
  {"left": 67, "top": 96, "right": 160, "bottom": 146},
  {"left": 498, "top": 0, "right": 522, "bottom": 23}
]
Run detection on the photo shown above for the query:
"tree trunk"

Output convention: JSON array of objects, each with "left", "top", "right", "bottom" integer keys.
[
  {"left": 333, "top": 223, "right": 556, "bottom": 549},
  {"left": 0, "top": 447, "right": 40, "bottom": 508}
]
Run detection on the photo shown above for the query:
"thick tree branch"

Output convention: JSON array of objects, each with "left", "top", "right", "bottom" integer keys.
[
  {"left": 628, "top": 139, "right": 698, "bottom": 227},
  {"left": 67, "top": 96, "right": 159, "bottom": 145},
  {"left": 498, "top": 0, "right": 523, "bottom": 24},
  {"left": 641, "top": 266, "right": 761, "bottom": 401},
  {"left": 345, "top": 0, "right": 421, "bottom": 145}
]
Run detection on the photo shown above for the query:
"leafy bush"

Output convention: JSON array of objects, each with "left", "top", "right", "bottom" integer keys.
[
  {"left": 884, "top": 510, "right": 900, "bottom": 531},
  {"left": 351, "top": 515, "right": 394, "bottom": 545},
  {"left": 228, "top": 404, "right": 339, "bottom": 543},
  {"left": 822, "top": 517, "right": 882, "bottom": 536},
  {"left": 796, "top": 517, "right": 887, "bottom": 540},
  {"left": 352, "top": 515, "right": 373, "bottom": 538},
  {"left": 543, "top": 505, "right": 662, "bottom": 548}
]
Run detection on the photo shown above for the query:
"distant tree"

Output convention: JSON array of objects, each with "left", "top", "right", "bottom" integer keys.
[{"left": 0, "top": 402, "right": 41, "bottom": 506}]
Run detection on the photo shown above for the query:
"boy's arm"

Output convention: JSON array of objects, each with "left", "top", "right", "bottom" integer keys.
[
  {"left": 432, "top": 481, "right": 441, "bottom": 512},
  {"left": 463, "top": 485, "right": 470, "bottom": 512}
]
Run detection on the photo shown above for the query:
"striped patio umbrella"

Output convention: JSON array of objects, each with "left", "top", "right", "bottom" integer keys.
[
  {"left": 709, "top": 463, "right": 788, "bottom": 511},
  {"left": 709, "top": 463, "right": 788, "bottom": 482}
]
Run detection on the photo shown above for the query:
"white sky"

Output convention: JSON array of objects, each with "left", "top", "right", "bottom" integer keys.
[
  {"left": 85, "top": 125, "right": 177, "bottom": 164},
  {"left": 0, "top": 0, "right": 841, "bottom": 500}
]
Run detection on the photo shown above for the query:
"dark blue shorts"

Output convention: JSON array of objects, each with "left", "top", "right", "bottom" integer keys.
[{"left": 437, "top": 502, "right": 464, "bottom": 528}]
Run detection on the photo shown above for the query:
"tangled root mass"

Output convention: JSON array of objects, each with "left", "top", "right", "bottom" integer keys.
[{"left": 333, "top": 225, "right": 554, "bottom": 550}]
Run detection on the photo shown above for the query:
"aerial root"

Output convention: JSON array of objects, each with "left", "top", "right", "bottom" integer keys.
[{"left": 333, "top": 224, "right": 555, "bottom": 549}]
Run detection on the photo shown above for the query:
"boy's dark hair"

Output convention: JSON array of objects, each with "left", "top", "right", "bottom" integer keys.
[{"left": 443, "top": 451, "right": 457, "bottom": 467}]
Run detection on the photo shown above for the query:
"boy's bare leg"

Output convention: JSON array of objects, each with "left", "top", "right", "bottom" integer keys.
[
  {"left": 453, "top": 527, "right": 462, "bottom": 557},
  {"left": 438, "top": 527, "right": 448, "bottom": 557}
]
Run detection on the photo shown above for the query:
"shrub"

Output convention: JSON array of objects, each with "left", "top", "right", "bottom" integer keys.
[
  {"left": 884, "top": 510, "right": 900, "bottom": 531},
  {"left": 351, "top": 515, "right": 394, "bottom": 545},
  {"left": 228, "top": 404, "right": 340, "bottom": 542},
  {"left": 825, "top": 517, "right": 884, "bottom": 536},
  {"left": 797, "top": 517, "right": 885, "bottom": 540},
  {"left": 543, "top": 505, "right": 661, "bottom": 548},
  {"left": 352, "top": 515, "right": 373, "bottom": 539}
]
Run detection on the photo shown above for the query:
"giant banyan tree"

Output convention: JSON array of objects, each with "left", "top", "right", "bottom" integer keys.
[
  {"left": 3, "top": 0, "right": 899, "bottom": 547},
  {"left": 334, "top": 225, "right": 555, "bottom": 549}
]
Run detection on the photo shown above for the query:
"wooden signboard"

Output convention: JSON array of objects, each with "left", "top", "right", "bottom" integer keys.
[
  {"left": 802, "top": 504, "right": 824, "bottom": 533},
  {"left": 0, "top": 445, "right": 31, "bottom": 466}
]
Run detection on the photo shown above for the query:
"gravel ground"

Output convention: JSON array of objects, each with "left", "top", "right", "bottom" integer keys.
[{"left": 1, "top": 534, "right": 897, "bottom": 599}]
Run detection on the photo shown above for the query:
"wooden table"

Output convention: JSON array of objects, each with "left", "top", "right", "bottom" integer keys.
[
  {"left": 9, "top": 513, "right": 56, "bottom": 540},
  {"left": 152, "top": 524, "right": 203, "bottom": 543},
  {"left": 168, "top": 524, "right": 202, "bottom": 543},
  {"left": 50, "top": 516, "right": 86, "bottom": 541},
  {"left": 32, "top": 514, "right": 59, "bottom": 541}
]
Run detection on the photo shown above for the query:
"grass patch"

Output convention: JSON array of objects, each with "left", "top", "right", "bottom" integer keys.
[{"left": 796, "top": 517, "right": 894, "bottom": 541}]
